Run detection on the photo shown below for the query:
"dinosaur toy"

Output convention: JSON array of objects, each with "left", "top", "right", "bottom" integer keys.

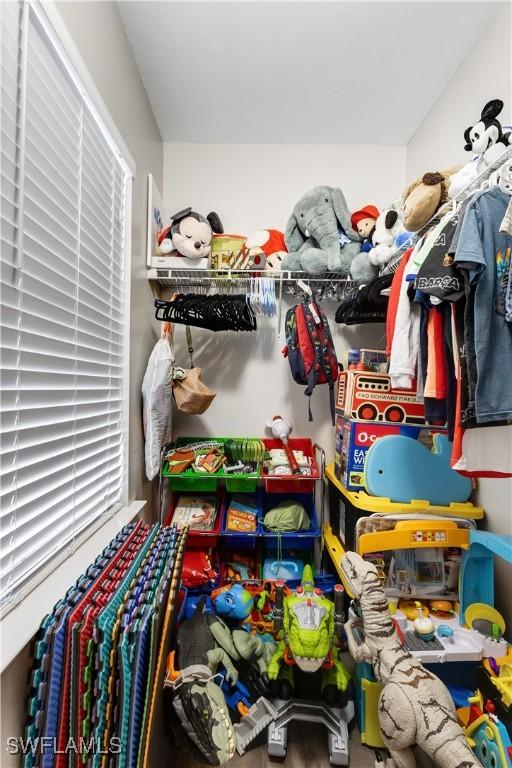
[
  {"left": 268, "top": 565, "right": 351, "bottom": 701},
  {"left": 166, "top": 597, "right": 276, "bottom": 765},
  {"left": 341, "top": 551, "right": 482, "bottom": 768}
]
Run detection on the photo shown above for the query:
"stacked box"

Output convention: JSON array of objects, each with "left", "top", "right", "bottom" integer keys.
[{"left": 335, "top": 416, "right": 428, "bottom": 491}]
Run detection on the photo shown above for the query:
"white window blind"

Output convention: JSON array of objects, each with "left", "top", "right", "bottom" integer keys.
[{"left": 0, "top": 1, "right": 132, "bottom": 609}]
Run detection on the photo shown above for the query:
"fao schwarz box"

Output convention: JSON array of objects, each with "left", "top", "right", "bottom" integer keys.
[
  {"left": 336, "top": 370, "right": 425, "bottom": 425},
  {"left": 335, "top": 416, "right": 429, "bottom": 492}
]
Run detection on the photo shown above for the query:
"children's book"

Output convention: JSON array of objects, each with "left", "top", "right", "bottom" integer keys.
[
  {"left": 226, "top": 495, "right": 258, "bottom": 533},
  {"left": 173, "top": 495, "right": 218, "bottom": 531}
]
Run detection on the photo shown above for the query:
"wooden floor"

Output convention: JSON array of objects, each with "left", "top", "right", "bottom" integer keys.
[
  {"left": 175, "top": 721, "right": 377, "bottom": 768},
  {"left": 171, "top": 652, "right": 436, "bottom": 768}
]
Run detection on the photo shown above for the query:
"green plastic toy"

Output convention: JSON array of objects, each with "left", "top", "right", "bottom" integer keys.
[{"left": 268, "top": 566, "right": 350, "bottom": 700}]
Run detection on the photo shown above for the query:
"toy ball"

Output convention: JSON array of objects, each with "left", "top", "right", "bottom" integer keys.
[{"left": 213, "top": 583, "right": 254, "bottom": 622}]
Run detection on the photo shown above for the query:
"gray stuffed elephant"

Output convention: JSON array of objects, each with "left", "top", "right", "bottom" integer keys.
[{"left": 282, "top": 185, "right": 378, "bottom": 281}]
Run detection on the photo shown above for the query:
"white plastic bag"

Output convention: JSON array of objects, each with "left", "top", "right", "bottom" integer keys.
[{"left": 141, "top": 324, "right": 174, "bottom": 480}]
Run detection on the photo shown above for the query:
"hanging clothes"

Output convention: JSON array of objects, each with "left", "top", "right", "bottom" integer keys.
[
  {"left": 386, "top": 247, "right": 412, "bottom": 355},
  {"left": 454, "top": 186, "right": 512, "bottom": 423},
  {"left": 415, "top": 211, "right": 465, "bottom": 302},
  {"left": 388, "top": 247, "right": 421, "bottom": 389}
]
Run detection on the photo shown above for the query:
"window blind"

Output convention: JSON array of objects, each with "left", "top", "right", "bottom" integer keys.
[{"left": 0, "top": 1, "right": 131, "bottom": 608}]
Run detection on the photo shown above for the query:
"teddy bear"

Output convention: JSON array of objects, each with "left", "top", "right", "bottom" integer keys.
[
  {"left": 350, "top": 205, "right": 379, "bottom": 253},
  {"left": 449, "top": 99, "right": 512, "bottom": 199},
  {"left": 402, "top": 167, "right": 461, "bottom": 232},
  {"left": 158, "top": 207, "right": 223, "bottom": 261}
]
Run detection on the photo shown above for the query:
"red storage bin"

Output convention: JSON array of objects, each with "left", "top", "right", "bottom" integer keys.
[
  {"left": 165, "top": 490, "right": 225, "bottom": 547},
  {"left": 261, "top": 438, "right": 319, "bottom": 493}
]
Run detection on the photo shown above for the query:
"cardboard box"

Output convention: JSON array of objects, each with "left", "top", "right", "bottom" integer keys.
[
  {"left": 335, "top": 416, "right": 428, "bottom": 492},
  {"left": 336, "top": 370, "right": 425, "bottom": 425}
]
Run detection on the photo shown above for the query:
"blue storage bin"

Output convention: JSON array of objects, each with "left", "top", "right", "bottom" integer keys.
[
  {"left": 260, "top": 492, "right": 320, "bottom": 548},
  {"left": 221, "top": 492, "right": 262, "bottom": 548}
]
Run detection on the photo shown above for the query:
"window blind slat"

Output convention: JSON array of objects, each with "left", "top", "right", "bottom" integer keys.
[
  {"left": 0, "top": 425, "right": 122, "bottom": 477},
  {"left": 1, "top": 415, "right": 123, "bottom": 457},
  {"left": 0, "top": 0, "right": 129, "bottom": 606},
  {"left": 1, "top": 483, "right": 122, "bottom": 596}
]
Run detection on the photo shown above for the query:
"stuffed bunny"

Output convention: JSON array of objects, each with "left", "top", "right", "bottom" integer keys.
[{"left": 282, "top": 185, "right": 378, "bottom": 281}]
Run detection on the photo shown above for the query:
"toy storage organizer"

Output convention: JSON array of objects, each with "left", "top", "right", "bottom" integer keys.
[{"left": 162, "top": 439, "right": 325, "bottom": 583}]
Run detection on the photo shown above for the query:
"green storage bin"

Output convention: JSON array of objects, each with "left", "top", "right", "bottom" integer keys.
[{"left": 162, "top": 437, "right": 262, "bottom": 493}]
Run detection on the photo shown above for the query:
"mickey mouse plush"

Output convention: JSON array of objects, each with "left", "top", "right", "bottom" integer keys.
[
  {"left": 449, "top": 99, "right": 512, "bottom": 199},
  {"left": 464, "top": 99, "right": 511, "bottom": 156},
  {"left": 158, "top": 207, "right": 223, "bottom": 260}
]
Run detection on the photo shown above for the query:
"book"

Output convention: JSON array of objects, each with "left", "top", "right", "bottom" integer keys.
[
  {"left": 173, "top": 495, "right": 218, "bottom": 531},
  {"left": 226, "top": 495, "right": 258, "bottom": 533}
]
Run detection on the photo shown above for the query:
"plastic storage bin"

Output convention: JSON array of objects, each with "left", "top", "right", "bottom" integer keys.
[
  {"left": 162, "top": 437, "right": 262, "bottom": 493},
  {"left": 261, "top": 438, "right": 319, "bottom": 493},
  {"left": 165, "top": 489, "right": 225, "bottom": 548},
  {"left": 326, "top": 463, "right": 483, "bottom": 551},
  {"left": 260, "top": 492, "right": 320, "bottom": 548}
]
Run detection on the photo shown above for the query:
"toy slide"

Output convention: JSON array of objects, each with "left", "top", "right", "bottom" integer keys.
[{"left": 364, "top": 433, "right": 472, "bottom": 505}]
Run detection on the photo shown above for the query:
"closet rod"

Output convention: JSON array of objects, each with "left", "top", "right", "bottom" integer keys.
[{"left": 380, "top": 144, "right": 512, "bottom": 276}]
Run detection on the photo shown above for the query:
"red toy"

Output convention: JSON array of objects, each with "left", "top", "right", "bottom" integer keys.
[
  {"left": 245, "top": 229, "right": 287, "bottom": 270},
  {"left": 181, "top": 550, "right": 217, "bottom": 589},
  {"left": 336, "top": 370, "right": 425, "bottom": 425}
]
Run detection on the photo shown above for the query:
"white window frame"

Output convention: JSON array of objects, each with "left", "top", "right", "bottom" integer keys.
[{"left": 0, "top": 0, "right": 141, "bottom": 662}]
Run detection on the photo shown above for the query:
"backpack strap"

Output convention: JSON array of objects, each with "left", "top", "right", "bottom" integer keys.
[
  {"left": 301, "top": 301, "right": 324, "bottom": 422},
  {"left": 317, "top": 306, "right": 339, "bottom": 425},
  {"left": 303, "top": 300, "right": 338, "bottom": 425}
]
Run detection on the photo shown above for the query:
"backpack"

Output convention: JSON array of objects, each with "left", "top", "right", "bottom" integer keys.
[{"left": 283, "top": 299, "right": 339, "bottom": 424}]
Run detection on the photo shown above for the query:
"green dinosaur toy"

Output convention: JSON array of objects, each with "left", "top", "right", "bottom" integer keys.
[{"left": 268, "top": 566, "right": 350, "bottom": 699}]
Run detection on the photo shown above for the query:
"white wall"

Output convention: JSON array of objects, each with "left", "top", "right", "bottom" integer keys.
[
  {"left": 406, "top": 3, "right": 512, "bottom": 631},
  {"left": 407, "top": 4, "right": 512, "bottom": 180},
  {"left": 0, "top": 3, "right": 163, "bottom": 762},
  {"left": 163, "top": 143, "right": 406, "bottom": 234},
  {"left": 163, "top": 142, "right": 406, "bottom": 459}
]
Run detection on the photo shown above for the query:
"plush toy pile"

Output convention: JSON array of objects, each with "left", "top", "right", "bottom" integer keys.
[{"left": 156, "top": 98, "right": 511, "bottom": 281}]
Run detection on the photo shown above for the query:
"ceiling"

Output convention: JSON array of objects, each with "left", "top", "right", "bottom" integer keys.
[{"left": 117, "top": 1, "right": 500, "bottom": 145}]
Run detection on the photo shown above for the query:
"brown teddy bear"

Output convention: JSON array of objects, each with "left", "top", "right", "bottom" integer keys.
[{"left": 401, "top": 166, "right": 461, "bottom": 232}]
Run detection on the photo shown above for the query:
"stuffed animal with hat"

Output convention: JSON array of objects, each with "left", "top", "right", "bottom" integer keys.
[
  {"left": 244, "top": 229, "right": 287, "bottom": 271},
  {"left": 402, "top": 167, "right": 461, "bottom": 232},
  {"left": 350, "top": 205, "right": 379, "bottom": 253},
  {"left": 158, "top": 207, "right": 223, "bottom": 261},
  {"left": 449, "top": 99, "right": 512, "bottom": 199},
  {"left": 283, "top": 185, "right": 377, "bottom": 281}
]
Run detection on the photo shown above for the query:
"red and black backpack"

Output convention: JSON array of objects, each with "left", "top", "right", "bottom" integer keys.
[{"left": 283, "top": 300, "right": 340, "bottom": 424}]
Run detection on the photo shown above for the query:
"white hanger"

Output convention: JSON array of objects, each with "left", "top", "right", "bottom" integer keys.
[{"left": 297, "top": 278, "right": 312, "bottom": 297}]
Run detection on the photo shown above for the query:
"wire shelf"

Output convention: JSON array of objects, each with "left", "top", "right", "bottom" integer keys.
[{"left": 147, "top": 268, "right": 360, "bottom": 302}]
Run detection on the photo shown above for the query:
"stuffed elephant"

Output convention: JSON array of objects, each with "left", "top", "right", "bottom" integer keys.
[{"left": 282, "top": 186, "right": 378, "bottom": 281}]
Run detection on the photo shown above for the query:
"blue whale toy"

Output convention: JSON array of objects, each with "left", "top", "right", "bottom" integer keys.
[{"left": 364, "top": 433, "right": 472, "bottom": 505}]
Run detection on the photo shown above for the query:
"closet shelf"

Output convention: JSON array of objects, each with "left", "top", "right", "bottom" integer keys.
[
  {"left": 380, "top": 144, "right": 512, "bottom": 276},
  {"left": 148, "top": 268, "right": 360, "bottom": 303},
  {"left": 147, "top": 268, "right": 357, "bottom": 285}
]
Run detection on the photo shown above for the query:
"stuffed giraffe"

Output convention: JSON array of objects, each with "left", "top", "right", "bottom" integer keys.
[{"left": 341, "top": 552, "right": 481, "bottom": 768}]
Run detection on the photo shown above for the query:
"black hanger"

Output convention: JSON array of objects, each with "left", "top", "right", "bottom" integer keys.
[{"left": 154, "top": 294, "right": 257, "bottom": 332}]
